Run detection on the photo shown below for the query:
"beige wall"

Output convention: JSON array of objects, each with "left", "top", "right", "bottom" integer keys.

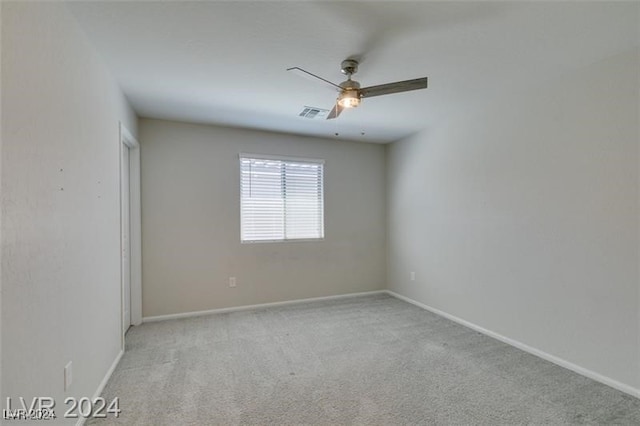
[
  {"left": 1, "top": 2, "right": 137, "bottom": 421},
  {"left": 387, "top": 48, "right": 640, "bottom": 392},
  {"left": 140, "top": 119, "right": 386, "bottom": 317}
]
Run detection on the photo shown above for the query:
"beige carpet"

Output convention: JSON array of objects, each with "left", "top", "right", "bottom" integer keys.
[{"left": 89, "top": 294, "right": 639, "bottom": 425}]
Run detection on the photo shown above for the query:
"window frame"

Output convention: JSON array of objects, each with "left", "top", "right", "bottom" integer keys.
[{"left": 239, "top": 153, "right": 325, "bottom": 244}]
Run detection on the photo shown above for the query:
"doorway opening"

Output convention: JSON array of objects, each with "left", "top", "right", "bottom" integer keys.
[{"left": 120, "top": 123, "right": 142, "bottom": 348}]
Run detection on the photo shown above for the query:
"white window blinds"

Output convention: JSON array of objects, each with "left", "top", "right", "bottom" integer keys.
[{"left": 240, "top": 155, "right": 324, "bottom": 242}]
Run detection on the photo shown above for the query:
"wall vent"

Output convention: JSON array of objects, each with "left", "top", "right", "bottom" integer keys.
[{"left": 299, "top": 106, "right": 329, "bottom": 119}]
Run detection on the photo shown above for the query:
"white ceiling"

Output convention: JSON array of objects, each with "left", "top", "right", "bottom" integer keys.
[{"left": 68, "top": 1, "right": 639, "bottom": 143}]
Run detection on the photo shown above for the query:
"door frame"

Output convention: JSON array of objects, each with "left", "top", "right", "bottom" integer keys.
[{"left": 119, "top": 123, "right": 142, "bottom": 349}]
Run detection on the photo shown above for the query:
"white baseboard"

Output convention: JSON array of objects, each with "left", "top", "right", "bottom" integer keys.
[
  {"left": 384, "top": 290, "right": 640, "bottom": 399},
  {"left": 76, "top": 349, "right": 124, "bottom": 426},
  {"left": 142, "top": 290, "right": 387, "bottom": 323}
]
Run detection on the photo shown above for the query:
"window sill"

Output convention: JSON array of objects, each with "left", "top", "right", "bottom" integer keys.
[{"left": 241, "top": 238, "right": 325, "bottom": 244}]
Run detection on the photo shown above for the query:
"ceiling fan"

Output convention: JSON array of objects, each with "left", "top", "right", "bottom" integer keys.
[{"left": 287, "top": 59, "right": 428, "bottom": 120}]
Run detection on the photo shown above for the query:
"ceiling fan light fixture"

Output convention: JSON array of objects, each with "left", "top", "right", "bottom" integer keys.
[
  {"left": 337, "top": 89, "right": 361, "bottom": 108},
  {"left": 288, "top": 59, "right": 428, "bottom": 120}
]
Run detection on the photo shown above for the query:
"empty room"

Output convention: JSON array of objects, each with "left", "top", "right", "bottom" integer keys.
[{"left": 1, "top": 1, "right": 639, "bottom": 425}]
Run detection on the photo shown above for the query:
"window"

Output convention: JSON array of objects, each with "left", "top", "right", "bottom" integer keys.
[{"left": 240, "top": 154, "right": 324, "bottom": 242}]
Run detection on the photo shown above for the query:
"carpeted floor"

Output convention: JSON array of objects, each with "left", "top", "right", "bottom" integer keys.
[{"left": 89, "top": 293, "right": 640, "bottom": 425}]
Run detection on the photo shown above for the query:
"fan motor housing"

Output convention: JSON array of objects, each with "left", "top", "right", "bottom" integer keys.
[{"left": 339, "top": 80, "right": 360, "bottom": 90}]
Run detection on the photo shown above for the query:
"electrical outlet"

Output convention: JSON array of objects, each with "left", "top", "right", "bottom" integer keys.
[
  {"left": 64, "top": 361, "right": 73, "bottom": 391},
  {"left": 410, "top": 272, "right": 416, "bottom": 281},
  {"left": 229, "top": 277, "right": 236, "bottom": 287}
]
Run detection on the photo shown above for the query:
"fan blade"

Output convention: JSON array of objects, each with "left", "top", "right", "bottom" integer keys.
[
  {"left": 327, "top": 103, "right": 344, "bottom": 120},
  {"left": 360, "top": 77, "right": 428, "bottom": 98},
  {"left": 287, "top": 67, "right": 341, "bottom": 90}
]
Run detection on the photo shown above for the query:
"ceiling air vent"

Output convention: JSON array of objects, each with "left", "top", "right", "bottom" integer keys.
[{"left": 299, "top": 106, "right": 329, "bottom": 119}]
